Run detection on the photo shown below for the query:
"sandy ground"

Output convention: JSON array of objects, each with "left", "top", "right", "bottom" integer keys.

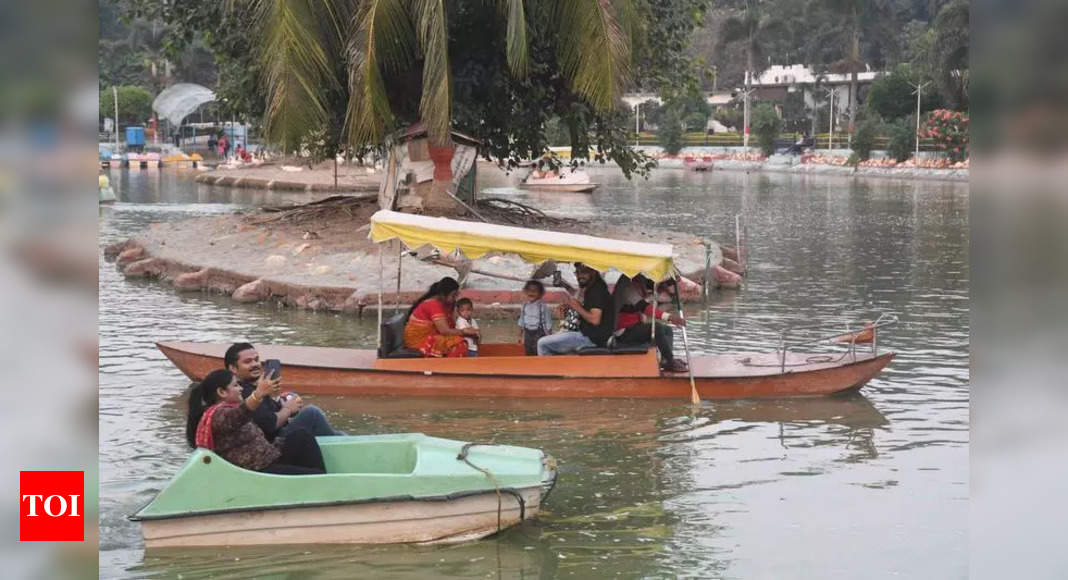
[{"left": 209, "top": 160, "right": 383, "bottom": 190}]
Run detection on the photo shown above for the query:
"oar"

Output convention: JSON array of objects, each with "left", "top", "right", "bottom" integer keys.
[{"left": 672, "top": 276, "right": 701, "bottom": 407}]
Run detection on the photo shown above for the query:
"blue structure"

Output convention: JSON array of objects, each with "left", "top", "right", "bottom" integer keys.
[{"left": 126, "top": 126, "right": 146, "bottom": 151}]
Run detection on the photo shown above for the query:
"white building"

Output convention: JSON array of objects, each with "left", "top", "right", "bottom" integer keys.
[{"left": 747, "top": 64, "right": 881, "bottom": 125}]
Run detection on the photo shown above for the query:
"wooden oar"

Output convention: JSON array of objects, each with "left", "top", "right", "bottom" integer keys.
[{"left": 672, "top": 277, "right": 701, "bottom": 407}]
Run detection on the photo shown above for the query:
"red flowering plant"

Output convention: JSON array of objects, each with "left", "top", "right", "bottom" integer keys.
[{"left": 921, "top": 109, "right": 969, "bottom": 162}]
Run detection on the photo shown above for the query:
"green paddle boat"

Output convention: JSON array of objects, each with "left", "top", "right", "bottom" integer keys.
[{"left": 131, "top": 433, "right": 557, "bottom": 548}]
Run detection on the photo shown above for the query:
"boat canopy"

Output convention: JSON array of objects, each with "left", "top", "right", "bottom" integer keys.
[{"left": 369, "top": 210, "right": 675, "bottom": 280}]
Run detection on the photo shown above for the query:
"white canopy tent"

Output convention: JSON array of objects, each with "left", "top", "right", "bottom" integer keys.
[{"left": 152, "top": 83, "right": 215, "bottom": 126}]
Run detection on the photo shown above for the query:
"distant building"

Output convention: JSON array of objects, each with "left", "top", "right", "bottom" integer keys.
[
  {"left": 745, "top": 64, "right": 882, "bottom": 124},
  {"left": 622, "top": 90, "right": 739, "bottom": 132}
]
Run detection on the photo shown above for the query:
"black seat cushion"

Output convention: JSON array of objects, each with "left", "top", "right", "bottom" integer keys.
[
  {"left": 386, "top": 348, "right": 423, "bottom": 359},
  {"left": 379, "top": 312, "right": 416, "bottom": 358},
  {"left": 612, "top": 342, "right": 651, "bottom": 355},
  {"left": 577, "top": 346, "right": 612, "bottom": 356}
]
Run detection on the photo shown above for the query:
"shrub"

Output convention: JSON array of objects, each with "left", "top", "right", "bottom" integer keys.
[
  {"left": 922, "top": 109, "right": 968, "bottom": 162},
  {"left": 658, "top": 108, "right": 684, "bottom": 155},
  {"left": 750, "top": 103, "right": 782, "bottom": 156},
  {"left": 887, "top": 118, "right": 915, "bottom": 162},
  {"left": 852, "top": 118, "right": 881, "bottom": 160},
  {"left": 714, "top": 106, "right": 743, "bottom": 132}
]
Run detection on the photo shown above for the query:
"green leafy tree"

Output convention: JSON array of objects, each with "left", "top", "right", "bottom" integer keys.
[
  {"left": 929, "top": 0, "right": 968, "bottom": 109},
  {"left": 750, "top": 102, "right": 781, "bottom": 156},
  {"left": 99, "top": 85, "right": 154, "bottom": 126},
  {"left": 640, "top": 99, "right": 665, "bottom": 131},
  {"left": 866, "top": 64, "right": 941, "bottom": 121},
  {"left": 715, "top": 0, "right": 785, "bottom": 141},
  {"left": 658, "top": 107, "right": 685, "bottom": 155},
  {"left": 851, "top": 117, "right": 880, "bottom": 160},
  {"left": 714, "top": 105, "right": 743, "bottom": 132},
  {"left": 886, "top": 117, "right": 914, "bottom": 162}
]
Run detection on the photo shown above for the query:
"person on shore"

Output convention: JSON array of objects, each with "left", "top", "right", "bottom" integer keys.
[
  {"left": 186, "top": 369, "right": 326, "bottom": 475},
  {"left": 403, "top": 277, "right": 477, "bottom": 358},
  {"left": 454, "top": 298, "right": 480, "bottom": 357},
  {"left": 616, "top": 275, "right": 689, "bottom": 372},
  {"left": 518, "top": 280, "right": 553, "bottom": 355},
  {"left": 224, "top": 343, "right": 345, "bottom": 441},
  {"left": 537, "top": 263, "right": 614, "bottom": 355}
]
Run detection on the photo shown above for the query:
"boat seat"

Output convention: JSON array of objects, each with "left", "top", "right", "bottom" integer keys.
[
  {"left": 379, "top": 312, "right": 422, "bottom": 359},
  {"left": 576, "top": 342, "right": 650, "bottom": 356},
  {"left": 386, "top": 348, "right": 423, "bottom": 359}
]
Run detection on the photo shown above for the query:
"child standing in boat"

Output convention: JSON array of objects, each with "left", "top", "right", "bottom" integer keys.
[
  {"left": 517, "top": 280, "right": 553, "bottom": 355},
  {"left": 455, "top": 298, "right": 480, "bottom": 357}
]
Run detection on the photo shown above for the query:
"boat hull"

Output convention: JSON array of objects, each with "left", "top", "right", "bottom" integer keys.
[
  {"left": 141, "top": 487, "right": 541, "bottom": 548},
  {"left": 158, "top": 342, "right": 893, "bottom": 399},
  {"left": 518, "top": 183, "right": 597, "bottom": 193}
]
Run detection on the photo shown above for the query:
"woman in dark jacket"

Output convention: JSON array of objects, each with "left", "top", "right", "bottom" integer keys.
[{"left": 186, "top": 369, "right": 326, "bottom": 475}]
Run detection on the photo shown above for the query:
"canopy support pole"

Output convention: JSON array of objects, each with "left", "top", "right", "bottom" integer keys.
[
  {"left": 651, "top": 281, "right": 657, "bottom": 353},
  {"left": 377, "top": 243, "right": 383, "bottom": 351},
  {"left": 395, "top": 240, "right": 403, "bottom": 312}
]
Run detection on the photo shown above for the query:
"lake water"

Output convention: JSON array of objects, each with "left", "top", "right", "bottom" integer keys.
[{"left": 99, "top": 167, "right": 968, "bottom": 578}]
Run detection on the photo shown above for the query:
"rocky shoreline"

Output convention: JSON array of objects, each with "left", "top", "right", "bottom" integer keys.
[{"left": 103, "top": 197, "right": 740, "bottom": 318}]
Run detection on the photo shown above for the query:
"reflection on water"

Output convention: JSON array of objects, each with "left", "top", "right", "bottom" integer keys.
[{"left": 100, "top": 168, "right": 967, "bottom": 578}]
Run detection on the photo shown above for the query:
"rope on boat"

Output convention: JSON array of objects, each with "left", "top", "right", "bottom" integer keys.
[
  {"left": 739, "top": 351, "right": 854, "bottom": 368},
  {"left": 457, "top": 442, "right": 526, "bottom": 532}
]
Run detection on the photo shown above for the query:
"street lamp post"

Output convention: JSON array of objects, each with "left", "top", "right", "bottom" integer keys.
[
  {"left": 825, "top": 87, "right": 836, "bottom": 151},
  {"left": 910, "top": 80, "right": 931, "bottom": 162},
  {"left": 634, "top": 102, "right": 640, "bottom": 147}
]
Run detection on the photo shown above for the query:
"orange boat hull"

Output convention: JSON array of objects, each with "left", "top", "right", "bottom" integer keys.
[{"left": 157, "top": 342, "right": 892, "bottom": 400}]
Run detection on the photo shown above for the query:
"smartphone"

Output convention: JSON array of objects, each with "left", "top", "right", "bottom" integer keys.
[{"left": 263, "top": 359, "right": 282, "bottom": 380}]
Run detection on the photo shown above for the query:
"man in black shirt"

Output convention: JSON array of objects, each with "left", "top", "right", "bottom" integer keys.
[
  {"left": 224, "top": 343, "right": 345, "bottom": 441},
  {"left": 537, "top": 263, "right": 615, "bottom": 355}
]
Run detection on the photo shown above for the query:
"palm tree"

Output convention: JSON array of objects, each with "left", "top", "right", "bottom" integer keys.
[
  {"left": 716, "top": 0, "right": 784, "bottom": 150},
  {"left": 247, "top": 0, "right": 638, "bottom": 150},
  {"left": 817, "top": 0, "right": 887, "bottom": 139}
]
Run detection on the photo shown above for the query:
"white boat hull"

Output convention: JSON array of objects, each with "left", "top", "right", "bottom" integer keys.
[
  {"left": 518, "top": 182, "right": 597, "bottom": 193},
  {"left": 141, "top": 486, "right": 542, "bottom": 548}
]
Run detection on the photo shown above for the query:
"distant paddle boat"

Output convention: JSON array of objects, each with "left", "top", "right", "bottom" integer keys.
[
  {"left": 158, "top": 211, "right": 897, "bottom": 401},
  {"left": 519, "top": 168, "right": 598, "bottom": 193},
  {"left": 131, "top": 433, "right": 556, "bottom": 548}
]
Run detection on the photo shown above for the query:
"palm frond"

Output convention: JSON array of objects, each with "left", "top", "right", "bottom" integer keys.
[
  {"left": 252, "top": 0, "right": 342, "bottom": 152},
  {"left": 345, "top": 0, "right": 415, "bottom": 146},
  {"left": 414, "top": 0, "right": 452, "bottom": 145},
  {"left": 500, "top": 0, "right": 529, "bottom": 77},
  {"left": 554, "top": 0, "right": 633, "bottom": 111}
]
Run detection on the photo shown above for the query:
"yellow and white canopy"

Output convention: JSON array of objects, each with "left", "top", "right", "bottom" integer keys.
[{"left": 369, "top": 210, "right": 675, "bottom": 280}]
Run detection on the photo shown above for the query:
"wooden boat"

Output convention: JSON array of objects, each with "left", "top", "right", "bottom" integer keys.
[
  {"left": 158, "top": 341, "right": 892, "bottom": 399},
  {"left": 130, "top": 433, "right": 556, "bottom": 548},
  {"left": 157, "top": 210, "right": 896, "bottom": 400}
]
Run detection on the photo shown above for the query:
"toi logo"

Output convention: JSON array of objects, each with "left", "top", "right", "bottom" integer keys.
[{"left": 19, "top": 471, "right": 84, "bottom": 541}]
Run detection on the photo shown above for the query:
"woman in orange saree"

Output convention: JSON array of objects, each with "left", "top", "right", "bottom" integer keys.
[{"left": 402, "top": 277, "right": 477, "bottom": 358}]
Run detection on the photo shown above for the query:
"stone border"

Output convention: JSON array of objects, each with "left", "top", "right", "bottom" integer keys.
[
  {"left": 194, "top": 173, "right": 379, "bottom": 193},
  {"left": 653, "top": 157, "right": 968, "bottom": 182},
  {"left": 103, "top": 237, "right": 740, "bottom": 319}
]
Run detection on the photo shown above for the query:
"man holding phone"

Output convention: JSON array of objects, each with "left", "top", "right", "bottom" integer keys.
[{"left": 223, "top": 342, "right": 345, "bottom": 441}]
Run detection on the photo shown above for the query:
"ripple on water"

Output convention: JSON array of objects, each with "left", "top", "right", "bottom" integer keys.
[{"left": 99, "top": 169, "right": 968, "bottom": 578}]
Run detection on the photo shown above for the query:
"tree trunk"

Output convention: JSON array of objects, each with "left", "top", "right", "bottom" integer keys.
[{"left": 848, "top": 3, "right": 859, "bottom": 138}]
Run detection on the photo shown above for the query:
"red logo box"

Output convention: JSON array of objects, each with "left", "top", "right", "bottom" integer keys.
[{"left": 20, "top": 471, "right": 84, "bottom": 541}]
